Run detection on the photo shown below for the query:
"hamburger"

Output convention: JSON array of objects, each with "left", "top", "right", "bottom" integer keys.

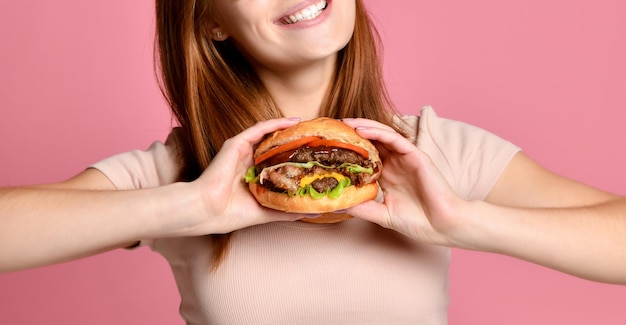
[{"left": 244, "top": 117, "right": 382, "bottom": 223}]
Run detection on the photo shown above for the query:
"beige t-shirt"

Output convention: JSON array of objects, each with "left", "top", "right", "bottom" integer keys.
[{"left": 92, "top": 106, "right": 520, "bottom": 324}]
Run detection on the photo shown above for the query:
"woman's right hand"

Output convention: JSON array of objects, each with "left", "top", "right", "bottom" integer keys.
[
  {"left": 182, "top": 117, "right": 307, "bottom": 235},
  {"left": 0, "top": 118, "right": 306, "bottom": 272}
]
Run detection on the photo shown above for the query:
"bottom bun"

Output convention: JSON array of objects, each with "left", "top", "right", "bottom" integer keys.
[{"left": 249, "top": 182, "right": 379, "bottom": 215}]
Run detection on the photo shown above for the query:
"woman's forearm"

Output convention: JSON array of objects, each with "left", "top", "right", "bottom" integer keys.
[
  {"left": 458, "top": 199, "right": 626, "bottom": 284},
  {"left": 0, "top": 182, "right": 200, "bottom": 273}
]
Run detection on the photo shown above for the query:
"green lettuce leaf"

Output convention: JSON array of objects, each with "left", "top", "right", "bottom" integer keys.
[{"left": 244, "top": 166, "right": 258, "bottom": 183}]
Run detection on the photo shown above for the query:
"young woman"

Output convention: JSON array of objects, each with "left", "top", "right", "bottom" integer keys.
[{"left": 1, "top": 0, "right": 624, "bottom": 323}]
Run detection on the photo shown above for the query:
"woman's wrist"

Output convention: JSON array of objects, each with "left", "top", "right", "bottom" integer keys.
[
  {"left": 440, "top": 200, "right": 507, "bottom": 252},
  {"left": 143, "top": 181, "right": 212, "bottom": 239}
]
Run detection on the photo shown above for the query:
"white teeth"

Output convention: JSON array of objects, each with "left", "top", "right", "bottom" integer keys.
[{"left": 283, "top": 0, "right": 327, "bottom": 25}]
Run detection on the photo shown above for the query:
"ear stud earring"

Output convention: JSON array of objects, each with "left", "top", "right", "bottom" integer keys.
[{"left": 216, "top": 31, "right": 223, "bottom": 39}]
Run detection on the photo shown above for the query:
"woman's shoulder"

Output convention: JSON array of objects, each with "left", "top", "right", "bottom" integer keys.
[
  {"left": 396, "top": 105, "right": 521, "bottom": 200},
  {"left": 89, "top": 128, "right": 183, "bottom": 190},
  {"left": 394, "top": 105, "right": 518, "bottom": 148}
]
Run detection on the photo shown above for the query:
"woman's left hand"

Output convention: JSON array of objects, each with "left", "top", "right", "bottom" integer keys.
[
  {"left": 341, "top": 118, "right": 470, "bottom": 246},
  {"left": 343, "top": 119, "right": 626, "bottom": 284}
]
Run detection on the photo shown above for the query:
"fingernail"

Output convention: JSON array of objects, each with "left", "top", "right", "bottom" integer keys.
[
  {"left": 355, "top": 126, "right": 369, "bottom": 130},
  {"left": 333, "top": 209, "right": 347, "bottom": 214},
  {"left": 287, "top": 117, "right": 301, "bottom": 121}
]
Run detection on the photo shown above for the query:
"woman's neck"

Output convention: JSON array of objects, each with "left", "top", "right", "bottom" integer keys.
[{"left": 254, "top": 56, "right": 336, "bottom": 120}]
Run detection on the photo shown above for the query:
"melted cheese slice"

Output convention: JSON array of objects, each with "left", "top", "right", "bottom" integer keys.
[{"left": 299, "top": 172, "right": 346, "bottom": 188}]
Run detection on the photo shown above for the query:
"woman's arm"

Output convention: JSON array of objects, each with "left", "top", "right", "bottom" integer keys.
[
  {"left": 468, "top": 196, "right": 626, "bottom": 284},
  {"left": 0, "top": 168, "right": 202, "bottom": 272},
  {"left": 466, "top": 153, "right": 626, "bottom": 284},
  {"left": 343, "top": 119, "right": 626, "bottom": 284},
  {"left": 0, "top": 118, "right": 304, "bottom": 273}
]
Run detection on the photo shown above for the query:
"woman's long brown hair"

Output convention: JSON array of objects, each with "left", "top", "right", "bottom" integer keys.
[{"left": 155, "top": 0, "right": 399, "bottom": 269}]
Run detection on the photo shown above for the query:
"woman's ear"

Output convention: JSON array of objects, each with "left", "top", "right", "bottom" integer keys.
[
  {"left": 211, "top": 28, "right": 229, "bottom": 41},
  {"left": 208, "top": 21, "right": 229, "bottom": 41}
]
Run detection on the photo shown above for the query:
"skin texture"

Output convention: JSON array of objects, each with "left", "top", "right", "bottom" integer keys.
[
  {"left": 0, "top": 118, "right": 306, "bottom": 272},
  {"left": 341, "top": 119, "right": 626, "bottom": 284},
  {"left": 1, "top": 0, "right": 355, "bottom": 272},
  {"left": 209, "top": 0, "right": 356, "bottom": 119},
  {"left": 1, "top": 0, "right": 625, "bottom": 287}
]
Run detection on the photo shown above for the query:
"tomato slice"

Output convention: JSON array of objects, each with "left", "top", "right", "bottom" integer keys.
[
  {"left": 307, "top": 139, "right": 369, "bottom": 159},
  {"left": 255, "top": 136, "right": 321, "bottom": 165}
]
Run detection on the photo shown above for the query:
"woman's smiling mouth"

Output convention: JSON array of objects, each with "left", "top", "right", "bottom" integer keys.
[{"left": 280, "top": 0, "right": 328, "bottom": 25}]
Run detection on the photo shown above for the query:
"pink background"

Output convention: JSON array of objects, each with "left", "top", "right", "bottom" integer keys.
[{"left": 1, "top": 0, "right": 625, "bottom": 324}]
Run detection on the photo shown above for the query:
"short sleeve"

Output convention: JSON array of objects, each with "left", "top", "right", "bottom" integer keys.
[
  {"left": 90, "top": 128, "right": 182, "bottom": 190},
  {"left": 402, "top": 106, "right": 521, "bottom": 200}
]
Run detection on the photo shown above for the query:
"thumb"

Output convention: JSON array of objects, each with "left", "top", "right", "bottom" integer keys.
[{"left": 346, "top": 200, "right": 390, "bottom": 228}]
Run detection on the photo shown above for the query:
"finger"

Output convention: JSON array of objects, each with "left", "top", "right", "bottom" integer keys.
[
  {"left": 214, "top": 118, "right": 302, "bottom": 175},
  {"left": 352, "top": 126, "right": 418, "bottom": 156},
  {"left": 235, "top": 117, "right": 301, "bottom": 146},
  {"left": 341, "top": 118, "right": 396, "bottom": 132},
  {"left": 341, "top": 119, "right": 412, "bottom": 158},
  {"left": 208, "top": 140, "right": 251, "bottom": 180},
  {"left": 346, "top": 200, "right": 391, "bottom": 228}
]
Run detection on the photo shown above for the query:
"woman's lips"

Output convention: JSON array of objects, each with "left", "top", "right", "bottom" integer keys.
[{"left": 276, "top": 0, "right": 329, "bottom": 25}]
